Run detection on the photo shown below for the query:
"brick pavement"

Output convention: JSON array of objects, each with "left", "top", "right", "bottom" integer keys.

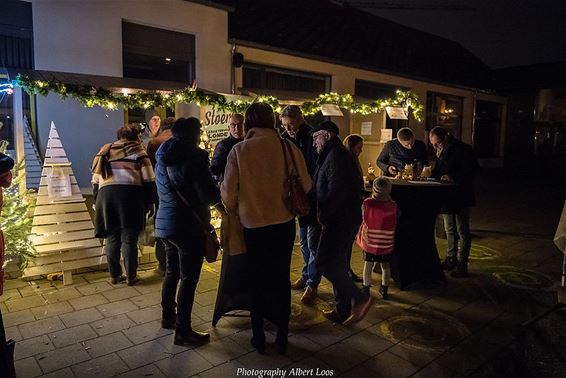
[{"left": 1, "top": 169, "right": 563, "bottom": 377}]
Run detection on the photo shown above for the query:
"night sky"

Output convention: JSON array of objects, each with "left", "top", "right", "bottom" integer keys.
[{"left": 344, "top": 0, "right": 566, "bottom": 69}]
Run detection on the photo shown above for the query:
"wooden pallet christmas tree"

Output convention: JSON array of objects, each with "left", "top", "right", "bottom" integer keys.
[{"left": 24, "top": 122, "right": 104, "bottom": 284}]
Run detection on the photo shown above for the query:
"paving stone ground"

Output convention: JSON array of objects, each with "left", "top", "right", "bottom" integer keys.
[{"left": 2, "top": 168, "right": 564, "bottom": 377}]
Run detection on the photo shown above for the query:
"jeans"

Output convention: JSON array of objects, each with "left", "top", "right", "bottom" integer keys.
[
  {"left": 299, "top": 225, "right": 321, "bottom": 288},
  {"left": 161, "top": 236, "right": 204, "bottom": 331},
  {"left": 105, "top": 228, "right": 139, "bottom": 281},
  {"left": 442, "top": 208, "right": 471, "bottom": 265},
  {"left": 244, "top": 220, "right": 295, "bottom": 344},
  {"left": 316, "top": 222, "right": 365, "bottom": 319}
]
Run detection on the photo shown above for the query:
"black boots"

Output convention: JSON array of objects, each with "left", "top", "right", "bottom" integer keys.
[
  {"left": 379, "top": 285, "right": 389, "bottom": 300},
  {"left": 442, "top": 256, "right": 457, "bottom": 271},
  {"left": 174, "top": 329, "right": 210, "bottom": 346},
  {"left": 361, "top": 285, "right": 370, "bottom": 296},
  {"left": 451, "top": 263, "right": 469, "bottom": 278}
]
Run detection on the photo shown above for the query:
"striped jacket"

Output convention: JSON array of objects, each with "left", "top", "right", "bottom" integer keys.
[
  {"left": 356, "top": 198, "right": 398, "bottom": 255},
  {"left": 91, "top": 140, "right": 155, "bottom": 189}
]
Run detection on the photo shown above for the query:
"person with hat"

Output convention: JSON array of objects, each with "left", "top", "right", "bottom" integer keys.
[
  {"left": 140, "top": 109, "right": 161, "bottom": 148},
  {"left": 280, "top": 105, "right": 321, "bottom": 305},
  {"left": 0, "top": 152, "right": 15, "bottom": 378},
  {"left": 312, "top": 121, "right": 373, "bottom": 324},
  {"left": 356, "top": 177, "right": 398, "bottom": 300}
]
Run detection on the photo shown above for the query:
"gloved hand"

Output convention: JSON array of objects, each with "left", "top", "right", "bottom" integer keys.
[{"left": 146, "top": 204, "right": 156, "bottom": 219}]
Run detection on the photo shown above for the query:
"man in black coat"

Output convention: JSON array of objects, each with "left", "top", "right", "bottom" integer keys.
[
  {"left": 312, "top": 121, "right": 372, "bottom": 324},
  {"left": 430, "top": 126, "right": 480, "bottom": 278},
  {"left": 210, "top": 114, "right": 244, "bottom": 183},
  {"left": 280, "top": 105, "right": 321, "bottom": 305},
  {"left": 377, "top": 127, "right": 428, "bottom": 176}
]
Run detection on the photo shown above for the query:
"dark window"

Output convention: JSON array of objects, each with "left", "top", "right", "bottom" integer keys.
[
  {"left": 355, "top": 80, "right": 407, "bottom": 100},
  {"left": 426, "top": 92, "right": 463, "bottom": 139},
  {"left": 355, "top": 79, "right": 410, "bottom": 134},
  {"left": 474, "top": 100, "right": 502, "bottom": 157},
  {"left": 243, "top": 63, "right": 330, "bottom": 94},
  {"left": 122, "top": 22, "right": 195, "bottom": 83}
]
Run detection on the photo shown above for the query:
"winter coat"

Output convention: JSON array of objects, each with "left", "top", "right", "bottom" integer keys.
[
  {"left": 377, "top": 139, "right": 428, "bottom": 175},
  {"left": 314, "top": 137, "right": 362, "bottom": 227},
  {"left": 210, "top": 136, "right": 242, "bottom": 182},
  {"left": 221, "top": 127, "right": 312, "bottom": 229},
  {"left": 91, "top": 140, "right": 155, "bottom": 238},
  {"left": 146, "top": 129, "right": 173, "bottom": 167},
  {"left": 356, "top": 198, "right": 398, "bottom": 255},
  {"left": 282, "top": 122, "right": 319, "bottom": 227},
  {"left": 432, "top": 137, "right": 480, "bottom": 213},
  {"left": 154, "top": 137, "right": 221, "bottom": 239}
]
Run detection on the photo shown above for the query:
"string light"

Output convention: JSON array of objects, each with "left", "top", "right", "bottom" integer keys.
[{"left": 14, "top": 74, "right": 424, "bottom": 121}]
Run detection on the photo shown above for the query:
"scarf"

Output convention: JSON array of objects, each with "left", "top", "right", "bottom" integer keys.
[{"left": 91, "top": 140, "right": 146, "bottom": 180}]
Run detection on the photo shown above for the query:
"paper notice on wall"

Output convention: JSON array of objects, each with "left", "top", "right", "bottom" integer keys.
[
  {"left": 380, "top": 129, "right": 393, "bottom": 143},
  {"left": 360, "top": 121, "right": 372, "bottom": 135},
  {"left": 385, "top": 106, "right": 408, "bottom": 120},
  {"left": 47, "top": 166, "right": 72, "bottom": 199}
]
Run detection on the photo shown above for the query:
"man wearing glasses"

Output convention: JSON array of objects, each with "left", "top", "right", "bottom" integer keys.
[
  {"left": 210, "top": 114, "right": 245, "bottom": 184},
  {"left": 429, "top": 126, "right": 480, "bottom": 278}
]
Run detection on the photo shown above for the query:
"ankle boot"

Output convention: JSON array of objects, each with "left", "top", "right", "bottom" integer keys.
[
  {"left": 442, "top": 256, "right": 457, "bottom": 271},
  {"left": 379, "top": 285, "right": 389, "bottom": 300},
  {"left": 451, "top": 263, "right": 469, "bottom": 278},
  {"left": 174, "top": 328, "right": 210, "bottom": 345},
  {"left": 361, "top": 285, "right": 371, "bottom": 296}
]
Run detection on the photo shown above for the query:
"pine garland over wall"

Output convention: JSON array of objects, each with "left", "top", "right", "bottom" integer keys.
[{"left": 15, "top": 74, "right": 424, "bottom": 121}]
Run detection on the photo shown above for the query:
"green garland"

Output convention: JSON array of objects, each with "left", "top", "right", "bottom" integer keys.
[{"left": 15, "top": 74, "right": 424, "bottom": 121}]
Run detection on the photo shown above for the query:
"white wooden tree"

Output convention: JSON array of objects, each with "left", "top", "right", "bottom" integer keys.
[{"left": 24, "top": 122, "right": 104, "bottom": 284}]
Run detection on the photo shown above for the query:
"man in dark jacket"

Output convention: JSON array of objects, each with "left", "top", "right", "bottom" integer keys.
[
  {"left": 377, "top": 127, "right": 428, "bottom": 176},
  {"left": 280, "top": 105, "right": 320, "bottom": 305},
  {"left": 210, "top": 114, "right": 244, "bottom": 183},
  {"left": 312, "top": 121, "right": 372, "bottom": 324},
  {"left": 430, "top": 126, "right": 480, "bottom": 278},
  {"left": 155, "top": 117, "right": 224, "bottom": 346}
]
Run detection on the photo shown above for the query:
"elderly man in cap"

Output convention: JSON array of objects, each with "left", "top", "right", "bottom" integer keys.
[
  {"left": 312, "top": 121, "right": 373, "bottom": 324},
  {"left": 280, "top": 105, "right": 321, "bottom": 304}
]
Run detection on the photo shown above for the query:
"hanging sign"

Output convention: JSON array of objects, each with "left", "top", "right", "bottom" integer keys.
[
  {"left": 385, "top": 106, "right": 408, "bottom": 120},
  {"left": 200, "top": 107, "right": 232, "bottom": 146},
  {"left": 47, "top": 166, "right": 72, "bottom": 199},
  {"left": 320, "top": 104, "right": 343, "bottom": 116}
]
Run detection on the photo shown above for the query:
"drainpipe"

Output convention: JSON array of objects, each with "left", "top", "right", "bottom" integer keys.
[
  {"left": 471, "top": 90, "right": 477, "bottom": 147},
  {"left": 231, "top": 43, "right": 236, "bottom": 95}
]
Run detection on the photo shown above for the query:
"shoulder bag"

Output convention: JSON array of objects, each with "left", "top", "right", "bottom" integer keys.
[{"left": 280, "top": 139, "right": 311, "bottom": 217}]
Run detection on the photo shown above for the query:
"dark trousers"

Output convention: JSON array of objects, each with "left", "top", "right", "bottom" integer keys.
[
  {"left": 0, "top": 309, "right": 16, "bottom": 377},
  {"left": 316, "top": 222, "right": 364, "bottom": 319},
  {"left": 105, "top": 227, "right": 139, "bottom": 281},
  {"left": 155, "top": 238, "right": 167, "bottom": 271},
  {"left": 244, "top": 219, "right": 295, "bottom": 343},
  {"left": 161, "top": 236, "right": 204, "bottom": 331}
]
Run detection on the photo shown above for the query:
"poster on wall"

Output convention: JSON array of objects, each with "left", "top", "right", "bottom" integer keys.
[
  {"left": 385, "top": 106, "right": 408, "bottom": 120},
  {"left": 47, "top": 165, "right": 72, "bottom": 199},
  {"left": 200, "top": 95, "right": 250, "bottom": 147},
  {"left": 380, "top": 129, "right": 393, "bottom": 143},
  {"left": 361, "top": 121, "right": 372, "bottom": 136}
]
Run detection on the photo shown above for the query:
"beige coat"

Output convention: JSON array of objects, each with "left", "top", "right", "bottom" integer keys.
[{"left": 221, "top": 127, "right": 312, "bottom": 229}]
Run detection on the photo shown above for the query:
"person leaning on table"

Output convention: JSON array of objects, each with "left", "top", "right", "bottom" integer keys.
[
  {"left": 376, "top": 127, "right": 428, "bottom": 176},
  {"left": 429, "top": 126, "right": 480, "bottom": 278}
]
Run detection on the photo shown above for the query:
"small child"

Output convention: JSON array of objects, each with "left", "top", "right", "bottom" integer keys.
[{"left": 356, "top": 177, "right": 398, "bottom": 299}]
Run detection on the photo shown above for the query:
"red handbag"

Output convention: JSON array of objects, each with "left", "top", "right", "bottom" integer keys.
[{"left": 280, "top": 139, "right": 311, "bottom": 217}]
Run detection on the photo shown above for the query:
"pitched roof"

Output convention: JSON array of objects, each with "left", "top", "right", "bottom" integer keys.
[
  {"left": 493, "top": 61, "right": 566, "bottom": 92},
  {"left": 221, "top": 0, "right": 491, "bottom": 89}
]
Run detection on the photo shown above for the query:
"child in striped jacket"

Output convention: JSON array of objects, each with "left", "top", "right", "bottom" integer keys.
[{"left": 356, "top": 177, "right": 398, "bottom": 299}]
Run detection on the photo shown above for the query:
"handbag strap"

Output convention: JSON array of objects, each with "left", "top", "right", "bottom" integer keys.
[
  {"left": 165, "top": 166, "right": 209, "bottom": 235},
  {"left": 280, "top": 138, "right": 299, "bottom": 177}
]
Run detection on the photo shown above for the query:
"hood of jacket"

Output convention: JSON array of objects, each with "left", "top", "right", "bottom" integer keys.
[{"left": 156, "top": 137, "right": 207, "bottom": 166}]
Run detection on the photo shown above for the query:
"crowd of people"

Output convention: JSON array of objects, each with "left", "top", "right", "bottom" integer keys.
[{"left": 85, "top": 103, "right": 479, "bottom": 354}]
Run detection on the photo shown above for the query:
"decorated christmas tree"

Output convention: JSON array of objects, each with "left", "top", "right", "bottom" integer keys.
[{"left": 0, "top": 141, "right": 36, "bottom": 269}]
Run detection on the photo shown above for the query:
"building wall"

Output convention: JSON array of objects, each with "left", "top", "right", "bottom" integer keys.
[
  {"left": 234, "top": 45, "right": 506, "bottom": 171},
  {"left": 30, "top": 0, "right": 231, "bottom": 187}
]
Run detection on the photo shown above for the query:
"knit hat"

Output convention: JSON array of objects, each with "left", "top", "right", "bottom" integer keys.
[
  {"left": 372, "top": 177, "right": 392, "bottom": 200},
  {"left": 311, "top": 121, "right": 340, "bottom": 136},
  {"left": 145, "top": 109, "right": 159, "bottom": 124},
  {"left": 0, "top": 152, "right": 14, "bottom": 174}
]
